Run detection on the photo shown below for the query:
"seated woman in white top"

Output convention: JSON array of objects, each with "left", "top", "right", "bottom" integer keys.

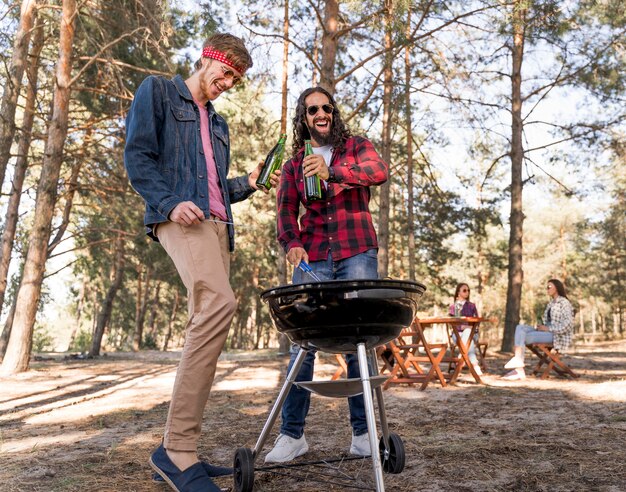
[{"left": 503, "top": 278, "right": 574, "bottom": 381}]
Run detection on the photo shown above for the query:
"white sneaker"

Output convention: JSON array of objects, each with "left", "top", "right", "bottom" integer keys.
[
  {"left": 504, "top": 356, "right": 524, "bottom": 369},
  {"left": 350, "top": 433, "right": 371, "bottom": 456},
  {"left": 264, "top": 434, "right": 309, "bottom": 463},
  {"left": 502, "top": 369, "right": 526, "bottom": 381},
  {"left": 472, "top": 364, "right": 483, "bottom": 376}
]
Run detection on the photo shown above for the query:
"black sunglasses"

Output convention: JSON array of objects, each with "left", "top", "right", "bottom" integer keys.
[{"left": 306, "top": 104, "right": 333, "bottom": 116}]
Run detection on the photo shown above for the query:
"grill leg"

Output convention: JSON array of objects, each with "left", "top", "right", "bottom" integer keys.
[
  {"left": 366, "top": 348, "right": 391, "bottom": 449},
  {"left": 357, "top": 343, "right": 385, "bottom": 492},
  {"left": 252, "top": 347, "right": 309, "bottom": 459}
]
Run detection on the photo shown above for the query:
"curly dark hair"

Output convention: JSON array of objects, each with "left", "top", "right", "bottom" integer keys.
[{"left": 291, "top": 87, "right": 351, "bottom": 156}]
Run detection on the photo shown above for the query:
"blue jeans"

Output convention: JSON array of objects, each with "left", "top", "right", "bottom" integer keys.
[
  {"left": 452, "top": 330, "right": 479, "bottom": 365},
  {"left": 514, "top": 324, "right": 553, "bottom": 347},
  {"left": 280, "top": 249, "right": 378, "bottom": 439}
]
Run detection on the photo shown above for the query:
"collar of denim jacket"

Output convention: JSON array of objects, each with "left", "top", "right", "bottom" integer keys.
[
  {"left": 172, "top": 74, "right": 216, "bottom": 115},
  {"left": 173, "top": 74, "right": 192, "bottom": 101}
]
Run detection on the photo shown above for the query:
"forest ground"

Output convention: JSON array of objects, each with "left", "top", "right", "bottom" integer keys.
[{"left": 1, "top": 340, "right": 625, "bottom": 492}]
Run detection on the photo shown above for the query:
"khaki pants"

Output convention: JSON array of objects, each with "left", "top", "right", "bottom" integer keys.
[{"left": 156, "top": 219, "right": 237, "bottom": 452}]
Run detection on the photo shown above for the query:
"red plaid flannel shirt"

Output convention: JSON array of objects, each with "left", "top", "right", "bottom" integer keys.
[{"left": 277, "top": 136, "right": 388, "bottom": 261}]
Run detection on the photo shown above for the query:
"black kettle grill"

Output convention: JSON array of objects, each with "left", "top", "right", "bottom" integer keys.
[{"left": 233, "top": 279, "right": 426, "bottom": 492}]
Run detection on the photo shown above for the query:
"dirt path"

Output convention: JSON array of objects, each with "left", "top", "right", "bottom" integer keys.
[{"left": 1, "top": 342, "right": 625, "bottom": 491}]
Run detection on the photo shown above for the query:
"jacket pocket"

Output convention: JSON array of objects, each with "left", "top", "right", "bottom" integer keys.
[
  {"left": 214, "top": 129, "right": 228, "bottom": 146},
  {"left": 168, "top": 105, "right": 196, "bottom": 188},
  {"left": 171, "top": 106, "right": 196, "bottom": 122}
]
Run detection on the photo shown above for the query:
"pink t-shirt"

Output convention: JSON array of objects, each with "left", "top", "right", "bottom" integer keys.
[{"left": 195, "top": 100, "right": 227, "bottom": 221}]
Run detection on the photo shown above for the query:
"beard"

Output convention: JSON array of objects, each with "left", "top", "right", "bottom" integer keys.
[{"left": 308, "top": 124, "right": 333, "bottom": 146}]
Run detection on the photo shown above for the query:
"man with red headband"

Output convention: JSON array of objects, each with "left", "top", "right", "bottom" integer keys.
[{"left": 125, "top": 33, "right": 278, "bottom": 492}]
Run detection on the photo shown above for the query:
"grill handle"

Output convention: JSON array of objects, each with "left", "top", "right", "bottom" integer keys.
[{"left": 344, "top": 289, "right": 406, "bottom": 299}]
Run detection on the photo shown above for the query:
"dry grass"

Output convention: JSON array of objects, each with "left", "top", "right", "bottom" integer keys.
[{"left": 1, "top": 341, "right": 625, "bottom": 491}]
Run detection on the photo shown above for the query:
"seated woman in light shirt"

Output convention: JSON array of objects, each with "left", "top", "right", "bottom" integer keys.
[
  {"left": 448, "top": 283, "right": 482, "bottom": 376},
  {"left": 503, "top": 278, "right": 574, "bottom": 381}
]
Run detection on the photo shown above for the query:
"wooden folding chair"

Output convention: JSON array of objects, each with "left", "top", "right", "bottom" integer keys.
[
  {"left": 526, "top": 343, "right": 579, "bottom": 380},
  {"left": 383, "top": 324, "right": 448, "bottom": 390},
  {"left": 332, "top": 349, "right": 392, "bottom": 381},
  {"left": 477, "top": 341, "right": 488, "bottom": 370},
  {"left": 445, "top": 326, "right": 488, "bottom": 373},
  {"left": 376, "top": 346, "right": 395, "bottom": 374},
  {"left": 331, "top": 354, "right": 348, "bottom": 380}
]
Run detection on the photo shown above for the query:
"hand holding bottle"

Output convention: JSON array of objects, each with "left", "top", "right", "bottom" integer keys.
[
  {"left": 303, "top": 140, "right": 323, "bottom": 201},
  {"left": 249, "top": 161, "right": 281, "bottom": 194},
  {"left": 255, "top": 133, "right": 287, "bottom": 191},
  {"left": 303, "top": 154, "right": 329, "bottom": 180}
]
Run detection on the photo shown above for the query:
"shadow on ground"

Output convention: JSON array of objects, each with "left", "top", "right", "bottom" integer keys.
[{"left": 1, "top": 342, "right": 625, "bottom": 491}]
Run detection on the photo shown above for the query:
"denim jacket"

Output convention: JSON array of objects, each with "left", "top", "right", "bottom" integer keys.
[{"left": 124, "top": 74, "right": 254, "bottom": 251}]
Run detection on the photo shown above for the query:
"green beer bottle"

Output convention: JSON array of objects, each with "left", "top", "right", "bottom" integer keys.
[
  {"left": 256, "top": 133, "right": 287, "bottom": 191},
  {"left": 303, "top": 140, "right": 322, "bottom": 201}
]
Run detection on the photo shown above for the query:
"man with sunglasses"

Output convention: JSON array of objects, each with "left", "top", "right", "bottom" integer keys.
[
  {"left": 266, "top": 87, "right": 388, "bottom": 463},
  {"left": 125, "top": 33, "right": 277, "bottom": 492}
]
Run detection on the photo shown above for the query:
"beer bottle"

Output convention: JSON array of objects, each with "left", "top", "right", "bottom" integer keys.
[
  {"left": 256, "top": 133, "right": 287, "bottom": 191},
  {"left": 303, "top": 140, "right": 322, "bottom": 201}
]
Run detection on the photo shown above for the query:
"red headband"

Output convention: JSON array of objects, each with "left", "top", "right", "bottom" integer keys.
[{"left": 202, "top": 47, "right": 246, "bottom": 75}]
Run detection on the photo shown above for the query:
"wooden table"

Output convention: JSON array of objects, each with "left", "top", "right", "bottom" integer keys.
[
  {"left": 381, "top": 318, "right": 449, "bottom": 390},
  {"left": 417, "top": 316, "right": 487, "bottom": 385}
]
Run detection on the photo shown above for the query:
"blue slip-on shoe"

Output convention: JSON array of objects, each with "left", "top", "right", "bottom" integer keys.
[
  {"left": 149, "top": 443, "right": 221, "bottom": 492},
  {"left": 153, "top": 461, "right": 233, "bottom": 482}
]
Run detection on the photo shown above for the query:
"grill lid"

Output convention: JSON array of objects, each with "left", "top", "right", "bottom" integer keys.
[{"left": 261, "top": 279, "right": 426, "bottom": 353}]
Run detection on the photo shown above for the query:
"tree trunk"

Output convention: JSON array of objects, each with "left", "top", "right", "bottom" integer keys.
[
  {"left": 591, "top": 307, "right": 597, "bottom": 335},
  {"left": 251, "top": 244, "right": 261, "bottom": 348},
  {"left": 377, "top": 0, "right": 394, "bottom": 279},
  {"left": 68, "top": 282, "right": 86, "bottom": 349},
  {"left": 280, "top": 1, "right": 289, "bottom": 137},
  {"left": 404, "top": 5, "right": 415, "bottom": 281},
  {"left": 1, "top": 0, "right": 77, "bottom": 375},
  {"left": 91, "top": 289, "right": 98, "bottom": 335},
  {"left": 133, "top": 265, "right": 152, "bottom": 350},
  {"left": 0, "top": 16, "right": 44, "bottom": 312},
  {"left": 475, "top": 184, "right": 488, "bottom": 300},
  {"left": 312, "top": 25, "right": 320, "bottom": 86},
  {"left": 147, "top": 282, "right": 161, "bottom": 339},
  {"left": 319, "top": 0, "right": 339, "bottom": 94},
  {"left": 559, "top": 224, "right": 568, "bottom": 282},
  {"left": 0, "top": 0, "right": 38, "bottom": 188},
  {"left": 133, "top": 265, "right": 142, "bottom": 349},
  {"left": 162, "top": 288, "right": 179, "bottom": 351},
  {"left": 277, "top": 0, "right": 291, "bottom": 354},
  {"left": 89, "top": 236, "right": 125, "bottom": 357},
  {"left": 0, "top": 295, "right": 18, "bottom": 360},
  {"left": 501, "top": 1, "right": 526, "bottom": 352},
  {"left": 578, "top": 305, "right": 584, "bottom": 334},
  {"left": 47, "top": 151, "right": 84, "bottom": 255},
  {"left": 229, "top": 297, "right": 240, "bottom": 350}
]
